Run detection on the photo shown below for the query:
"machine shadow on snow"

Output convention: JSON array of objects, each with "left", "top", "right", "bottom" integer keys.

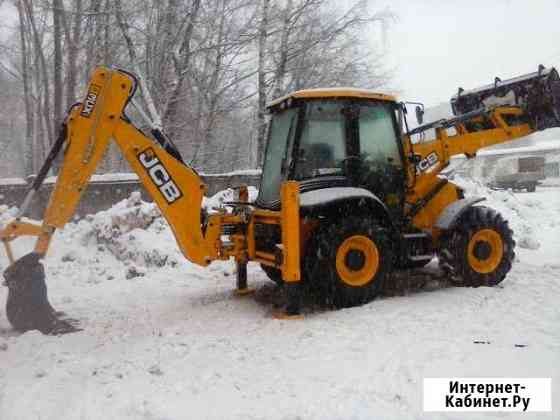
[
  {"left": 254, "top": 265, "right": 453, "bottom": 314},
  {"left": 0, "top": 326, "right": 22, "bottom": 338}
]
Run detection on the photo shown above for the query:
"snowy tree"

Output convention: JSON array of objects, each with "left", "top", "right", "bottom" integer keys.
[{"left": 0, "top": 0, "right": 394, "bottom": 176}]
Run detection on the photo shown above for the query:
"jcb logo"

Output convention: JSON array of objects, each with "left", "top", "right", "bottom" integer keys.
[
  {"left": 416, "top": 152, "right": 439, "bottom": 174},
  {"left": 138, "top": 148, "right": 183, "bottom": 204},
  {"left": 80, "top": 84, "right": 101, "bottom": 118}
]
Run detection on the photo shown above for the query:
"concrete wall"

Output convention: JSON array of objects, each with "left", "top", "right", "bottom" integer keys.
[{"left": 0, "top": 173, "right": 261, "bottom": 220}]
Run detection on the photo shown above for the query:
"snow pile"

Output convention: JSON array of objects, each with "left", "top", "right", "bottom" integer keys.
[
  {"left": 0, "top": 177, "right": 26, "bottom": 186},
  {"left": 541, "top": 176, "right": 560, "bottom": 187},
  {"left": 85, "top": 191, "right": 160, "bottom": 242},
  {"left": 202, "top": 186, "right": 259, "bottom": 212},
  {"left": 454, "top": 175, "right": 541, "bottom": 249},
  {"left": 201, "top": 168, "right": 262, "bottom": 177},
  {"left": 44, "top": 173, "right": 140, "bottom": 184},
  {"left": 76, "top": 187, "right": 257, "bottom": 271},
  {"left": 0, "top": 204, "right": 18, "bottom": 226},
  {"left": 79, "top": 191, "right": 179, "bottom": 270},
  {"left": 1, "top": 188, "right": 259, "bottom": 276},
  {"left": 92, "top": 217, "right": 180, "bottom": 271}
]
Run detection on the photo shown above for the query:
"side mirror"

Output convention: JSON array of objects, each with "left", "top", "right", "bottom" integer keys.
[{"left": 415, "top": 105, "right": 424, "bottom": 125}]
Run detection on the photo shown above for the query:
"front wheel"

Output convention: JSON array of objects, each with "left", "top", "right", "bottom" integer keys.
[
  {"left": 438, "top": 206, "right": 515, "bottom": 287},
  {"left": 305, "top": 216, "right": 393, "bottom": 308}
]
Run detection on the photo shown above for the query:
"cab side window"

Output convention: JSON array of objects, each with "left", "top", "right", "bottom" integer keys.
[
  {"left": 359, "top": 104, "right": 402, "bottom": 167},
  {"left": 295, "top": 102, "right": 347, "bottom": 179},
  {"left": 356, "top": 103, "right": 404, "bottom": 212}
]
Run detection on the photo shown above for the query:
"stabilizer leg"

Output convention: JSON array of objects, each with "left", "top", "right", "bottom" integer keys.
[
  {"left": 273, "top": 282, "right": 303, "bottom": 320},
  {"left": 235, "top": 258, "right": 254, "bottom": 296},
  {"left": 273, "top": 182, "right": 303, "bottom": 319}
]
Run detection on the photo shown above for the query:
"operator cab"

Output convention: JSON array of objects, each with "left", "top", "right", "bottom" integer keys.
[{"left": 257, "top": 88, "right": 407, "bottom": 216}]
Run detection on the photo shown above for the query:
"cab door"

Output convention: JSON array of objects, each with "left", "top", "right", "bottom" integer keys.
[{"left": 353, "top": 102, "right": 406, "bottom": 217}]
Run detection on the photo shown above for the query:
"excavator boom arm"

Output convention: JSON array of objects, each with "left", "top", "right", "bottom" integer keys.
[{"left": 2, "top": 67, "right": 214, "bottom": 265}]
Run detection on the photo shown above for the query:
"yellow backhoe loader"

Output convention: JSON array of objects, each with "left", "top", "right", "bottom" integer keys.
[{"left": 2, "top": 64, "right": 560, "bottom": 334}]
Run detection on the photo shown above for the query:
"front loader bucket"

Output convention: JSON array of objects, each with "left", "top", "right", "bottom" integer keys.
[
  {"left": 3, "top": 253, "right": 80, "bottom": 335},
  {"left": 451, "top": 65, "right": 560, "bottom": 130}
]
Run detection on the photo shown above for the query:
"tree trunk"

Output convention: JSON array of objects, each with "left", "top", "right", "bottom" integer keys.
[
  {"left": 84, "top": 0, "right": 101, "bottom": 83},
  {"left": 162, "top": 0, "right": 201, "bottom": 142},
  {"left": 94, "top": 0, "right": 104, "bottom": 66},
  {"left": 53, "top": 0, "right": 63, "bottom": 129},
  {"left": 156, "top": 0, "right": 178, "bottom": 112},
  {"left": 191, "top": 0, "right": 227, "bottom": 166},
  {"left": 115, "top": 0, "right": 164, "bottom": 128},
  {"left": 23, "top": 0, "right": 54, "bottom": 149},
  {"left": 32, "top": 58, "right": 45, "bottom": 171},
  {"left": 103, "top": 0, "right": 110, "bottom": 65},
  {"left": 272, "top": 0, "right": 293, "bottom": 99},
  {"left": 16, "top": 0, "right": 34, "bottom": 175},
  {"left": 256, "top": 0, "right": 270, "bottom": 168},
  {"left": 62, "top": 0, "right": 82, "bottom": 109}
]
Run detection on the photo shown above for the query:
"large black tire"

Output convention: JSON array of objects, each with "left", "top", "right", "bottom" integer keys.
[
  {"left": 526, "top": 183, "right": 536, "bottom": 193},
  {"left": 304, "top": 216, "right": 393, "bottom": 308},
  {"left": 438, "top": 206, "right": 515, "bottom": 287},
  {"left": 260, "top": 264, "right": 283, "bottom": 285}
]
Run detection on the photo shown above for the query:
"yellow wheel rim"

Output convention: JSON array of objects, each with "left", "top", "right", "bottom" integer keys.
[
  {"left": 335, "top": 235, "right": 379, "bottom": 287},
  {"left": 467, "top": 229, "right": 504, "bottom": 274}
]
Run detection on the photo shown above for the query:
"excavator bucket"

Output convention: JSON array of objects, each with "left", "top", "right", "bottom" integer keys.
[
  {"left": 3, "top": 253, "right": 80, "bottom": 335},
  {"left": 0, "top": 116, "right": 81, "bottom": 334}
]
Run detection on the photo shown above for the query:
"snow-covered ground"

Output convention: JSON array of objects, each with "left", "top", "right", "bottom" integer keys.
[{"left": 0, "top": 182, "right": 558, "bottom": 420}]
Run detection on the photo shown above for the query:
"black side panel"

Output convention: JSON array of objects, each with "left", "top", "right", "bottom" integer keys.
[
  {"left": 300, "top": 193, "right": 396, "bottom": 235},
  {"left": 255, "top": 176, "right": 348, "bottom": 211}
]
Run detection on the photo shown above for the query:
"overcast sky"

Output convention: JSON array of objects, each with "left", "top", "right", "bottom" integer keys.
[
  {"left": 1, "top": 0, "right": 559, "bottom": 111},
  {"left": 378, "top": 0, "right": 560, "bottom": 107}
]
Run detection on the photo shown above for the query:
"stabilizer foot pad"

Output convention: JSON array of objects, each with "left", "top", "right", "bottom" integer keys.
[
  {"left": 272, "top": 311, "right": 304, "bottom": 320},
  {"left": 234, "top": 288, "right": 255, "bottom": 296}
]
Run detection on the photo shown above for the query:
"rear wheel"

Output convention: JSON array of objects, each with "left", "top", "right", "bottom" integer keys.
[
  {"left": 439, "top": 206, "right": 515, "bottom": 287},
  {"left": 526, "top": 183, "right": 536, "bottom": 192},
  {"left": 305, "top": 216, "right": 393, "bottom": 308}
]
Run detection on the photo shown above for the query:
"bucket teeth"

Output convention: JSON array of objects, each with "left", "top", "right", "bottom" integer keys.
[{"left": 3, "top": 252, "right": 80, "bottom": 335}]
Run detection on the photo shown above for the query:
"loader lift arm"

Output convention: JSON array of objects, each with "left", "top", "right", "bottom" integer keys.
[
  {"left": 399, "top": 66, "right": 560, "bottom": 233},
  {"left": 405, "top": 66, "right": 560, "bottom": 184},
  {"left": 0, "top": 66, "right": 301, "bottom": 333}
]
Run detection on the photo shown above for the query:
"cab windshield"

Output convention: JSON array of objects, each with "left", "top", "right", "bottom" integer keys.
[{"left": 258, "top": 107, "right": 298, "bottom": 203}]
